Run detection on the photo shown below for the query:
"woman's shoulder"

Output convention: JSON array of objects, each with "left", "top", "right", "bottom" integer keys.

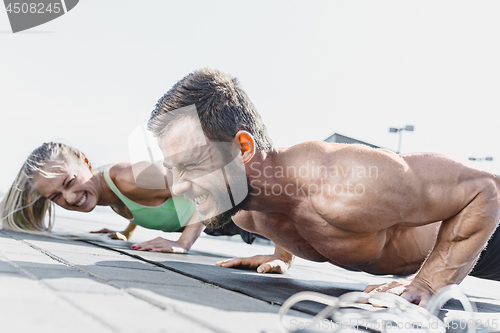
[
  {"left": 108, "top": 163, "right": 136, "bottom": 194},
  {"left": 108, "top": 162, "right": 171, "bottom": 203}
]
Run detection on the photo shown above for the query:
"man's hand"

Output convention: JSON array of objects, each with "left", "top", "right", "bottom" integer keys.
[
  {"left": 216, "top": 245, "right": 294, "bottom": 274},
  {"left": 364, "top": 277, "right": 434, "bottom": 307},
  {"left": 130, "top": 236, "right": 188, "bottom": 254},
  {"left": 216, "top": 254, "right": 291, "bottom": 273},
  {"left": 90, "top": 228, "right": 128, "bottom": 241}
]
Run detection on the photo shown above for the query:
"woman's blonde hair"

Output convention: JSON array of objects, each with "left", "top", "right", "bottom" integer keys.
[{"left": 0, "top": 142, "right": 87, "bottom": 232}]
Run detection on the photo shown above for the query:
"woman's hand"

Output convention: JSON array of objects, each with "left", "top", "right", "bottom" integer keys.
[
  {"left": 129, "top": 217, "right": 204, "bottom": 254},
  {"left": 130, "top": 236, "right": 189, "bottom": 254},
  {"left": 90, "top": 223, "right": 136, "bottom": 241},
  {"left": 90, "top": 228, "right": 128, "bottom": 241}
]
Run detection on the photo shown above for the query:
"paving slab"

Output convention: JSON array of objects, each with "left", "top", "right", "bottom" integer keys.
[
  {"left": 0, "top": 228, "right": 306, "bottom": 333},
  {"left": 0, "top": 272, "right": 112, "bottom": 333},
  {"left": 0, "top": 258, "right": 19, "bottom": 274},
  {"left": 61, "top": 293, "right": 216, "bottom": 333}
]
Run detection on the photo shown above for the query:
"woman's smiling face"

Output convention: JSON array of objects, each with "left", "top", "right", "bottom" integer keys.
[{"left": 34, "top": 158, "right": 100, "bottom": 212}]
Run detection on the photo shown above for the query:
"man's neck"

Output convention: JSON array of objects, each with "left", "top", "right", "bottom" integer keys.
[{"left": 242, "top": 148, "right": 297, "bottom": 213}]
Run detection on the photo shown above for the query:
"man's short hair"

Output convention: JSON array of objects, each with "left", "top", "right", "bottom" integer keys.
[{"left": 148, "top": 68, "right": 273, "bottom": 152}]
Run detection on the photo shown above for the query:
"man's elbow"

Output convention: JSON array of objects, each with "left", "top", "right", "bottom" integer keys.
[{"left": 478, "top": 176, "right": 500, "bottom": 224}]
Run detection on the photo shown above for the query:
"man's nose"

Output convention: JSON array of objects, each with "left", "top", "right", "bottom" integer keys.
[{"left": 171, "top": 180, "right": 191, "bottom": 196}]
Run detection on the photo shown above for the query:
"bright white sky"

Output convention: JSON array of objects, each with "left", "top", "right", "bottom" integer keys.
[{"left": 1, "top": 1, "right": 499, "bottom": 194}]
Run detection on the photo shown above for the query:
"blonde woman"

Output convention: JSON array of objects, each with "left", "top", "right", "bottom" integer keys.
[{"left": 1, "top": 142, "right": 256, "bottom": 252}]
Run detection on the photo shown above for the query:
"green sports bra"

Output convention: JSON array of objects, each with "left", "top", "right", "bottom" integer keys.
[{"left": 103, "top": 168, "right": 195, "bottom": 232}]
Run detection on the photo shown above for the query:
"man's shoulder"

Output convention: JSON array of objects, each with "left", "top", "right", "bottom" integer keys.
[
  {"left": 279, "top": 141, "right": 342, "bottom": 164},
  {"left": 284, "top": 140, "right": 343, "bottom": 154},
  {"left": 284, "top": 140, "right": 396, "bottom": 155},
  {"left": 404, "top": 152, "right": 500, "bottom": 189},
  {"left": 280, "top": 141, "right": 400, "bottom": 167}
]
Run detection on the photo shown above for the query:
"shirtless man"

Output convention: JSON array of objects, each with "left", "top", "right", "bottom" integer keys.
[{"left": 146, "top": 68, "right": 500, "bottom": 306}]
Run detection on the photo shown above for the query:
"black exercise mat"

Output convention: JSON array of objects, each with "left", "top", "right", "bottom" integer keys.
[{"left": 85, "top": 240, "right": 364, "bottom": 315}]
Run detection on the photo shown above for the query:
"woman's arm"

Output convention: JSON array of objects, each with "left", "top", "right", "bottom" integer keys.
[
  {"left": 121, "top": 222, "right": 138, "bottom": 239},
  {"left": 90, "top": 222, "right": 138, "bottom": 241},
  {"left": 130, "top": 210, "right": 205, "bottom": 254},
  {"left": 176, "top": 210, "right": 205, "bottom": 251}
]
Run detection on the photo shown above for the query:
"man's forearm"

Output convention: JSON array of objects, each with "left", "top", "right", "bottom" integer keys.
[
  {"left": 414, "top": 190, "right": 500, "bottom": 291},
  {"left": 274, "top": 244, "right": 295, "bottom": 266}
]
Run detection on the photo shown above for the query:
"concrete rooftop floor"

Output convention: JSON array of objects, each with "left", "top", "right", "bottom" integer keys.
[{"left": 1, "top": 214, "right": 500, "bottom": 333}]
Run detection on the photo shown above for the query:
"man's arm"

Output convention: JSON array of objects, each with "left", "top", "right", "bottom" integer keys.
[
  {"left": 368, "top": 180, "right": 500, "bottom": 307},
  {"left": 404, "top": 184, "right": 500, "bottom": 306},
  {"left": 216, "top": 244, "right": 295, "bottom": 274}
]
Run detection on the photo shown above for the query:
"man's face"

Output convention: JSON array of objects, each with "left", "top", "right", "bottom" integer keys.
[{"left": 158, "top": 118, "right": 249, "bottom": 228}]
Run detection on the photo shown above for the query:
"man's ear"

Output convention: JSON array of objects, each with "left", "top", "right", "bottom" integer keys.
[{"left": 233, "top": 131, "right": 255, "bottom": 164}]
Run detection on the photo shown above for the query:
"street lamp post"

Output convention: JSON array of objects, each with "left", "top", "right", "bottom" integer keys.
[
  {"left": 389, "top": 125, "right": 414, "bottom": 154},
  {"left": 469, "top": 157, "right": 494, "bottom": 162}
]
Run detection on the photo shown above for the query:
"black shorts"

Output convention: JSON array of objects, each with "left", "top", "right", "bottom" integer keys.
[
  {"left": 203, "top": 219, "right": 266, "bottom": 244},
  {"left": 469, "top": 225, "right": 500, "bottom": 281}
]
